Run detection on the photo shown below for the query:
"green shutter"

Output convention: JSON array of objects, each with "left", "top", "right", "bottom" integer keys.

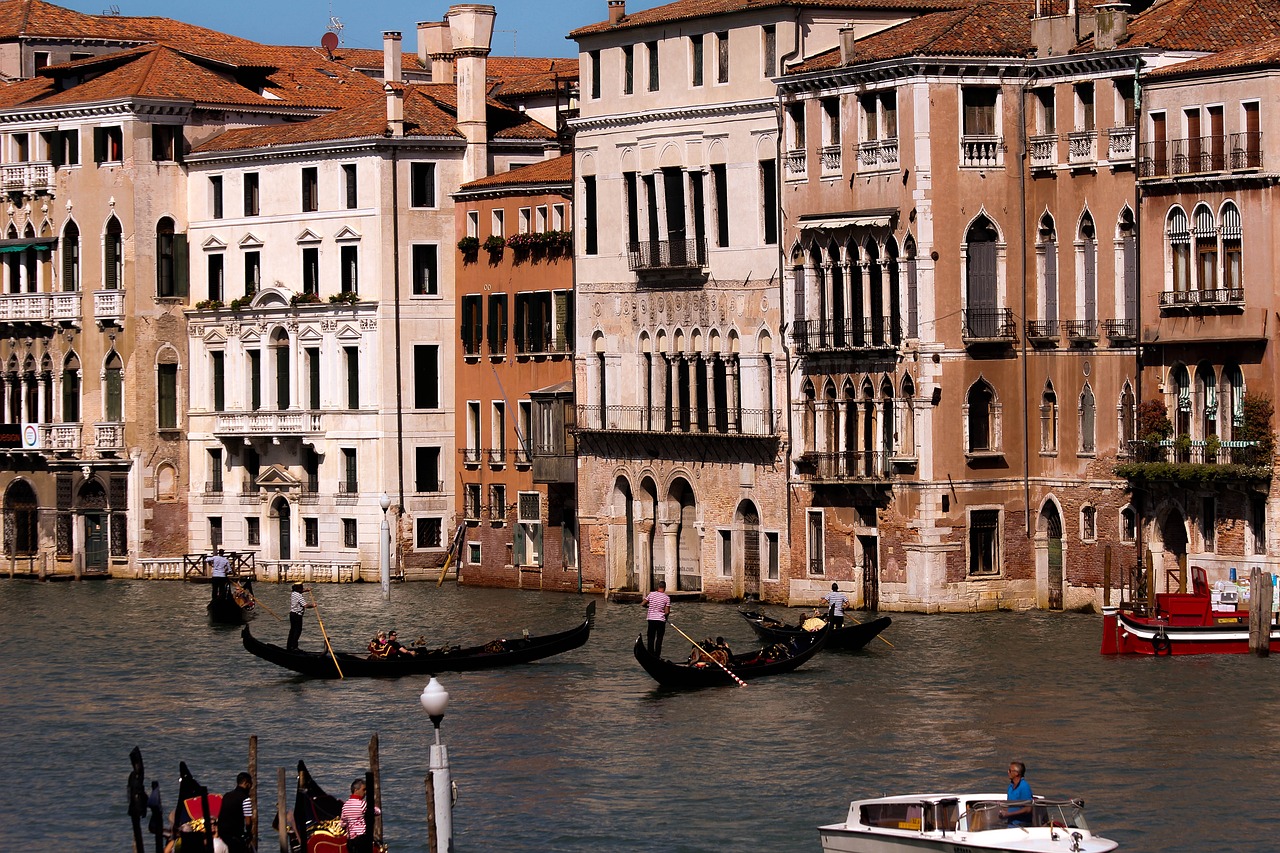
[{"left": 173, "top": 233, "right": 189, "bottom": 297}]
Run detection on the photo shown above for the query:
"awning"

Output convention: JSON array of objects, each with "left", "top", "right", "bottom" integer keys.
[
  {"left": 0, "top": 238, "right": 55, "bottom": 254},
  {"left": 798, "top": 209, "right": 897, "bottom": 230}
]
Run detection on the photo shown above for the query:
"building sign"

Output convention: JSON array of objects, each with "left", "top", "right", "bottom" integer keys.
[{"left": 22, "top": 423, "right": 40, "bottom": 449}]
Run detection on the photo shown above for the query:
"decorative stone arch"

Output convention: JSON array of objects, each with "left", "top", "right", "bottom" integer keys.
[
  {"left": 962, "top": 212, "right": 1005, "bottom": 332},
  {"left": 734, "top": 498, "right": 762, "bottom": 599},
  {"left": 638, "top": 475, "right": 660, "bottom": 591},
  {"left": 964, "top": 375, "right": 1001, "bottom": 454},
  {"left": 610, "top": 474, "right": 636, "bottom": 591},
  {"left": 1151, "top": 499, "right": 1189, "bottom": 589},
  {"left": 3, "top": 478, "right": 38, "bottom": 556},
  {"left": 898, "top": 373, "right": 917, "bottom": 458},
  {"left": 663, "top": 476, "right": 701, "bottom": 592},
  {"left": 1036, "top": 496, "right": 1066, "bottom": 610},
  {"left": 155, "top": 461, "right": 178, "bottom": 503}
]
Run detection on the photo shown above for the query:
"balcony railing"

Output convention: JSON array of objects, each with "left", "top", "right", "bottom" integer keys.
[
  {"left": 50, "top": 293, "right": 79, "bottom": 323},
  {"left": 1029, "top": 134, "right": 1058, "bottom": 169},
  {"left": 462, "top": 448, "right": 482, "bottom": 465},
  {"left": 857, "top": 138, "right": 900, "bottom": 170},
  {"left": 94, "top": 289, "right": 124, "bottom": 324},
  {"left": 797, "top": 450, "right": 891, "bottom": 482},
  {"left": 240, "top": 480, "right": 262, "bottom": 504},
  {"left": 1, "top": 162, "right": 53, "bottom": 195},
  {"left": 961, "top": 135, "right": 1002, "bottom": 168},
  {"left": 299, "top": 483, "right": 320, "bottom": 504},
  {"left": 1068, "top": 130, "right": 1097, "bottom": 166},
  {"left": 515, "top": 336, "right": 573, "bottom": 356},
  {"left": 962, "top": 308, "right": 1016, "bottom": 342},
  {"left": 532, "top": 453, "right": 575, "bottom": 485},
  {"left": 819, "top": 144, "right": 841, "bottom": 175},
  {"left": 577, "top": 405, "right": 779, "bottom": 438},
  {"left": 1103, "top": 318, "right": 1137, "bottom": 342},
  {"left": 1125, "top": 439, "right": 1265, "bottom": 467},
  {"left": 337, "top": 481, "right": 359, "bottom": 503},
  {"left": 783, "top": 148, "right": 806, "bottom": 177},
  {"left": 1062, "top": 319, "right": 1098, "bottom": 343},
  {"left": 0, "top": 292, "right": 51, "bottom": 323},
  {"left": 791, "top": 317, "right": 897, "bottom": 354},
  {"left": 627, "top": 237, "right": 708, "bottom": 272},
  {"left": 1158, "top": 288, "right": 1244, "bottom": 310},
  {"left": 213, "top": 411, "right": 323, "bottom": 435},
  {"left": 1106, "top": 126, "right": 1134, "bottom": 162},
  {"left": 1026, "top": 319, "right": 1059, "bottom": 342},
  {"left": 1139, "top": 134, "right": 1262, "bottom": 178},
  {"left": 487, "top": 448, "right": 506, "bottom": 466},
  {"left": 39, "top": 423, "right": 81, "bottom": 453},
  {"left": 94, "top": 422, "right": 124, "bottom": 454}
]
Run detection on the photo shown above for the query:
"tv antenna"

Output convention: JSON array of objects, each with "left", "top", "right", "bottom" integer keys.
[
  {"left": 494, "top": 28, "right": 517, "bottom": 55},
  {"left": 102, "top": 4, "right": 120, "bottom": 14}
]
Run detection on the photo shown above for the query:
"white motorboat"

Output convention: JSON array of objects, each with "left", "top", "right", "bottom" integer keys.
[{"left": 818, "top": 793, "right": 1119, "bottom": 852}]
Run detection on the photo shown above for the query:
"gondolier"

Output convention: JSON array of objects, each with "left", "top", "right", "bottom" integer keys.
[
  {"left": 822, "top": 583, "right": 850, "bottom": 628},
  {"left": 642, "top": 581, "right": 671, "bottom": 657},
  {"left": 287, "top": 584, "right": 314, "bottom": 651}
]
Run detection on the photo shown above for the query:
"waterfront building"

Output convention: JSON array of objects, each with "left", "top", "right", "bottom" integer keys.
[{"left": 452, "top": 154, "right": 578, "bottom": 591}]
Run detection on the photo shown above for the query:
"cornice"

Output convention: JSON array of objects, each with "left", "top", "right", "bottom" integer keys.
[
  {"left": 569, "top": 97, "right": 775, "bottom": 132},
  {"left": 186, "top": 135, "right": 466, "bottom": 166}
]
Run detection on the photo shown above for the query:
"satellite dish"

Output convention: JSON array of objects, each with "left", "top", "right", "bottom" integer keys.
[{"left": 321, "top": 32, "right": 339, "bottom": 53}]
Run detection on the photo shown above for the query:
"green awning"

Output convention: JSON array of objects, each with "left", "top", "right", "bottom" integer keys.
[{"left": 0, "top": 239, "right": 54, "bottom": 254}]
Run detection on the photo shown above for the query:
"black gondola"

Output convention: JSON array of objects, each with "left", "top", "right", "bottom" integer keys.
[
  {"left": 172, "top": 762, "right": 219, "bottom": 853},
  {"left": 242, "top": 601, "right": 596, "bottom": 678},
  {"left": 738, "top": 609, "right": 891, "bottom": 651},
  {"left": 208, "top": 579, "right": 257, "bottom": 625},
  {"left": 632, "top": 626, "right": 830, "bottom": 689},
  {"left": 292, "top": 760, "right": 350, "bottom": 853}
]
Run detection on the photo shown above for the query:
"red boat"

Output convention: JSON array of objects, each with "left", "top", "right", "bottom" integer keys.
[{"left": 1101, "top": 566, "right": 1280, "bottom": 655}]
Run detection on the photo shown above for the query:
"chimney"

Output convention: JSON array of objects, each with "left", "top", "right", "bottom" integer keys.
[
  {"left": 417, "top": 20, "right": 454, "bottom": 83},
  {"left": 1094, "top": 3, "right": 1129, "bottom": 51},
  {"left": 839, "top": 26, "right": 856, "bottom": 65},
  {"left": 386, "top": 82, "right": 405, "bottom": 137},
  {"left": 608, "top": 0, "right": 626, "bottom": 24},
  {"left": 384, "top": 32, "right": 405, "bottom": 137},
  {"left": 446, "top": 4, "right": 496, "bottom": 183},
  {"left": 383, "top": 31, "right": 402, "bottom": 83}
]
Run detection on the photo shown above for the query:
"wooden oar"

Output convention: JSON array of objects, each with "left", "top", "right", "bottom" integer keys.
[
  {"left": 243, "top": 588, "right": 282, "bottom": 622},
  {"left": 308, "top": 590, "right": 344, "bottom": 679},
  {"left": 668, "top": 622, "right": 747, "bottom": 688}
]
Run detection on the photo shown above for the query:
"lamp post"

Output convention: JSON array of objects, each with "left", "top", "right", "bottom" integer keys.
[
  {"left": 420, "top": 678, "right": 453, "bottom": 853},
  {"left": 379, "top": 492, "right": 391, "bottom": 600}
]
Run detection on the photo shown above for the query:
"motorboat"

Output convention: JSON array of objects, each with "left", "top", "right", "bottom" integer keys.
[{"left": 818, "top": 792, "right": 1118, "bottom": 852}]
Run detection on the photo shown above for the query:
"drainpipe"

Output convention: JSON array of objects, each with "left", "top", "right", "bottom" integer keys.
[
  {"left": 1019, "top": 72, "right": 1034, "bottom": 538},
  {"left": 1132, "top": 57, "right": 1147, "bottom": 605}
]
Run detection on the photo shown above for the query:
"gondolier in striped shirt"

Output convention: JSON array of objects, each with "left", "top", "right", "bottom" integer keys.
[
  {"left": 822, "top": 583, "right": 850, "bottom": 628},
  {"left": 287, "top": 583, "right": 314, "bottom": 651},
  {"left": 642, "top": 580, "right": 671, "bottom": 657},
  {"left": 341, "top": 778, "right": 380, "bottom": 853}
]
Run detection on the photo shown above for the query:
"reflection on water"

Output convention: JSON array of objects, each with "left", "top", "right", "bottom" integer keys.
[{"left": 1, "top": 581, "right": 1278, "bottom": 852}]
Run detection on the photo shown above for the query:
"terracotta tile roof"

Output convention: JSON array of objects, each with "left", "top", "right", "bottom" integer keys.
[
  {"left": 1146, "top": 34, "right": 1280, "bottom": 78},
  {"left": 37, "top": 46, "right": 264, "bottom": 106},
  {"left": 0, "top": 0, "right": 255, "bottom": 46},
  {"left": 192, "top": 84, "right": 556, "bottom": 154},
  {"left": 459, "top": 153, "right": 573, "bottom": 190},
  {"left": 300, "top": 46, "right": 429, "bottom": 74},
  {"left": 1111, "top": 0, "right": 1280, "bottom": 53},
  {"left": 571, "top": 0, "right": 962, "bottom": 38},
  {"left": 0, "top": 73, "right": 50, "bottom": 107}
]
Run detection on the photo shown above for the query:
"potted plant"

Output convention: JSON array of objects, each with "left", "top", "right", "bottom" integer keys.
[
  {"left": 194, "top": 298, "right": 224, "bottom": 311},
  {"left": 328, "top": 291, "right": 361, "bottom": 305},
  {"left": 457, "top": 235, "right": 480, "bottom": 256},
  {"left": 482, "top": 234, "right": 506, "bottom": 257},
  {"left": 290, "top": 292, "right": 321, "bottom": 306}
]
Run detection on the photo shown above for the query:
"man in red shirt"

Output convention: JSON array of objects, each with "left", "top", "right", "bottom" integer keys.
[
  {"left": 642, "top": 580, "right": 671, "bottom": 657},
  {"left": 340, "top": 778, "right": 380, "bottom": 853}
]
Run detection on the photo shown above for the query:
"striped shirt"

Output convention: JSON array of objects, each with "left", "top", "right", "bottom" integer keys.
[
  {"left": 643, "top": 590, "right": 670, "bottom": 622},
  {"left": 823, "top": 590, "right": 849, "bottom": 617},
  {"left": 290, "top": 590, "right": 307, "bottom": 615},
  {"left": 341, "top": 795, "right": 378, "bottom": 837}
]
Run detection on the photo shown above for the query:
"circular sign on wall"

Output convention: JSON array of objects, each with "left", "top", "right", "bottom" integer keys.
[{"left": 21, "top": 423, "right": 38, "bottom": 449}]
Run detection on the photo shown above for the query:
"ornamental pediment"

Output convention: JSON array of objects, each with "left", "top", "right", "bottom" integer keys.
[
  {"left": 239, "top": 233, "right": 263, "bottom": 249},
  {"left": 297, "top": 325, "right": 323, "bottom": 343},
  {"left": 202, "top": 236, "right": 226, "bottom": 251},
  {"left": 333, "top": 225, "right": 361, "bottom": 242},
  {"left": 336, "top": 324, "right": 362, "bottom": 342},
  {"left": 296, "top": 228, "right": 322, "bottom": 244}
]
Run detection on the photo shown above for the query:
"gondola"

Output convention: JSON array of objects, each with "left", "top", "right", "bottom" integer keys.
[
  {"left": 242, "top": 601, "right": 595, "bottom": 678},
  {"left": 739, "top": 608, "right": 891, "bottom": 651},
  {"left": 293, "top": 761, "right": 370, "bottom": 853},
  {"left": 208, "top": 578, "right": 257, "bottom": 625},
  {"left": 172, "top": 761, "right": 220, "bottom": 852},
  {"left": 632, "top": 625, "right": 830, "bottom": 689}
]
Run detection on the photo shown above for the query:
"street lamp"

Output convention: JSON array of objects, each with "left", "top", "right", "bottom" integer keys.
[
  {"left": 420, "top": 678, "right": 453, "bottom": 853},
  {"left": 379, "top": 492, "right": 391, "bottom": 601}
]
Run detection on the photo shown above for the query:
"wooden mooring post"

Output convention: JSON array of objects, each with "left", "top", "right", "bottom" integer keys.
[{"left": 1249, "top": 568, "right": 1274, "bottom": 656}]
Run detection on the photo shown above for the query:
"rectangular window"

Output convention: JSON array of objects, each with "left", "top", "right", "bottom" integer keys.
[
  {"left": 583, "top": 175, "right": 598, "bottom": 255},
  {"left": 589, "top": 50, "right": 601, "bottom": 99},
  {"left": 301, "top": 166, "right": 318, "bottom": 212},
  {"left": 306, "top": 347, "right": 320, "bottom": 409},
  {"left": 417, "top": 517, "right": 443, "bottom": 548},
  {"left": 487, "top": 293, "right": 508, "bottom": 355},
  {"left": 248, "top": 350, "right": 261, "bottom": 410},
  {"left": 413, "top": 344, "right": 439, "bottom": 409},
  {"left": 207, "top": 254, "right": 224, "bottom": 302},
  {"left": 760, "top": 159, "right": 777, "bottom": 245},
  {"left": 464, "top": 483, "right": 482, "bottom": 521},
  {"left": 411, "top": 244, "right": 438, "bottom": 296},
  {"left": 553, "top": 204, "right": 566, "bottom": 230},
  {"left": 211, "top": 351, "right": 225, "bottom": 412},
  {"left": 93, "top": 126, "right": 123, "bottom": 163},
  {"left": 342, "top": 447, "right": 358, "bottom": 493},
  {"left": 719, "top": 529, "right": 732, "bottom": 577},
  {"left": 489, "top": 484, "right": 507, "bottom": 524},
  {"left": 647, "top": 41, "right": 659, "bottom": 91},
  {"left": 467, "top": 541, "right": 481, "bottom": 564},
  {"left": 56, "top": 128, "right": 78, "bottom": 166},
  {"left": 344, "top": 346, "right": 359, "bottom": 409},
  {"left": 691, "top": 34, "right": 704, "bottom": 87},
  {"left": 410, "top": 162, "right": 436, "bottom": 208},
  {"left": 968, "top": 509, "right": 1000, "bottom": 576},
  {"left": 152, "top": 125, "right": 182, "bottom": 162},
  {"left": 415, "top": 446, "right": 441, "bottom": 493},
  {"left": 518, "top": 207, "right": 531, "bottom": 234},
  {"left": 210, "top": 176, "right": 224, "bottom": 219},
  {"left": 624, "top": 171, "right": 640, "bottom": 247},
  {"left": 622, "top": 45, "right": 634, "bottom": 95},
  {"left": 1076, "top": 82, "right": 1095, "bottom": 132},
  {"left": 716, "top": 31, "right": 729, "bottom": 84},
  {"left": 822, "top": 97, "right": 840, "bottom": 147},
  {"left": 302, "top": 246, "right": 319, "bottom": 295},
  {"left": 536, "top": 205, "right": 548, "bottom": 231},
  {"left": 209, "top": 517, "right": 223, "bottom": 549},
  {"left": 962, "top": 88, "right": 998, "bottom": 136},
  {"left": 762, "top": 25, "right": 776, "bottom": 77},
  {"left": 340, "top": 245, "right": 358, "bottom": 293},
  {"left": 766, "top": 530, "right": 780, "bottom": 580},
  {"left": 711, "top": 163, "right": 728, "bottom": 248},
  {"left": 305, "top": 518, "right": 319, "bottom": 548},
  {"left": 342, "top": 163, "right": 358, "bottom": 209},
  {"left": 461, "top": 294, "right": 483, "bottom": 355},
  {"left": 157, "top": 363, "right": 178, "bottom": 429},
  {"left": 247, "top": 517, "right": 261, "bottom": 547},
  {"left": 788, "top": 104, "right": 806, "bottom": 150},
  {"left": 342, "top": 518, "right": 357, "bottom": 548},
  {"left": 243, "top": 173, "right": 260, "bottom": 216},
  {"left": 1036, "top": 88, "right": 1056, "bottom": 135},
  {"left": 466, "top": 401, "right": 481, "bottom": 462},
  {"left": 467, "top": 210, "right": 479, "bottom": 239},
  {"left": 491, "top": 208, "right": 505, "bottom": 239},
  {"left": 806, "top": 510, "right": 824, "bottom": 575},
  {"left": 1251, "top": 494, "right": 1267, "bottom": 555},
  {"left": 1115, "top": 79, "right": 1135, "bottom": 127},
  {"left": 1201, "top": 497, "right": 1216, "bottom": 552},
  {"left": 244, "top": 251, "right": 260, "bottom": 296},
  {"left": 208, "top": 449, "right": 223, "bottom": 493}
]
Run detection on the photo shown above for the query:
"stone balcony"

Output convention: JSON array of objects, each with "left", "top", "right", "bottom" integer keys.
[
  {"left": 213, "top": 411, "right": 324, "bottom": 439},
  {"left": 1, "top": 162, "right": 53, "bottom": 195}
]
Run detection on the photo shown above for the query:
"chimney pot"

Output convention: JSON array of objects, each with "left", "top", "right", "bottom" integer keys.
[
  {"left": 839, "top": 26, "right": 856, "bottom": 65},
  {"left": 382, "top": 31, "right": 403, "bottom": 84},
  {"left": 608, "top": 1, "right": 626, "bottom": 25}
]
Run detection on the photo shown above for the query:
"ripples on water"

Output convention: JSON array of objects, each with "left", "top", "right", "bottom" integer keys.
[{"left": 2, "top": 580, "right": 1279, "bottom": 852}]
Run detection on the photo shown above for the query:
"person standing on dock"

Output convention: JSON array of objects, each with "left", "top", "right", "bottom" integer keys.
[
  {"left": 643, "top": 580, "right": 671, "bottom": 657},
  {"left": 999, "top": 761, "right": 1033, "bottom": 827},
  {"left": 217, "top": 772, "right": 253, "bottom": 853},
  {"left": 287, "top": 584, "right": 314, "bottom": 651},
  {"left": 822, "top": 583, "right": 850, "bottom": 628}
]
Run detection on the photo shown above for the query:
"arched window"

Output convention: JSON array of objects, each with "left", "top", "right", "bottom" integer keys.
[
  {"left": 885, "top": 237, "right": 901, "bottom": 345},
  {"left": 1223, "top": 363, "right": 1245, "bottom": 437},
  {"left": 1167, "top": 207, "right": 1190, "bottom": 293},
  {"left": 1221, "top": 201, "right": 1242, "bottom": 296},
  {"left": 104, "top": 351, "right": 123, "bottom": 422},
  {"left": 865, "top": 239, "right": 884, "bottom": 346},
  {"left": 1079, "top": 383, "right": 1096, "bottom": 453},
  {"left": 1040, "top": 381, "right": 1058, "bottom": 453},
  {"left": 62, "top": 219, "right": 79, "bottom": 292},
  {"left": 1192, "top": 204, "right": 1217, "bottom": 294},
  {"left": 880, "top": 377, "right": 895, "bottom": 466},
  {"left": 899, "top": 375, "right": 916, "bottom": 456},
  {"left": 801, "top": 380, "right": 816, "bottom": 454},
  {"left": 62, "top": 352, "right": 80, "bottom": 422},
  {"left": 1196, "top": 362, "right": 1217, "bottom": 440},
  {"left": 965, "top": 217, "right": 1000, "bottom": 337},
  {"left": 1119, "top": 381, "right": 1136, "bottom": 449},
  {"left": 1079, "top": 212, "right": 1096, "bottom": 327},
  {"left": 105, "top": 217, "right": 123, "bottom": 290},
  {"left": 1118, "top": 208, "right": 1136, "bottom": 324},
  {"left": 1170, "top": 363, "right": 1191, "bottom": 438},
  {"left": 967, "top": 379, "right": 996, "bottom": 452},
  {"left": 904, "top": 235, "right": 919, "bottom": 339},
  {"left": 1120, "top": 505, "right": 1137, "bottom": 542},
  {"left": 1038, "top": 214, "right": 1058, "bottom": 328}
]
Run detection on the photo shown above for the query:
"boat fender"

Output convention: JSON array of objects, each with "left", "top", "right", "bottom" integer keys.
[{"left": 1151, "top": 635, "right": 1172, "bottom": 655}]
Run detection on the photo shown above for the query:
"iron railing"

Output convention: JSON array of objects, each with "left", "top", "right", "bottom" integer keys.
[
  {"left": 962, "top": 308, "right": 1016, "bottom": 341},
  {"left": 1158, "top": 288, "right": 1244, "bottom": 309},
  {"left": 627, "top": 237, "right": 708, "bottom": 271},
  {"left": 577, "top": 405, "right": 779, "bottom": 437},
  {"left": 797, "top": 451, "right": 892, "bottom": 481},
  {"left": 791, "top": 317, "right": 897, "bottom": 353}
]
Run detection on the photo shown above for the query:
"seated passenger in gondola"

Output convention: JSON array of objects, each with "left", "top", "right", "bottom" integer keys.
[
  {"left": 386, "top": 630, "right": 417, "bottom": 656},
  {"left": 367, "top": 631, "right": 390, "bottom": 659}
]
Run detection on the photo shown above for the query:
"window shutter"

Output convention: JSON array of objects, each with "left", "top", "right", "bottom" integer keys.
[{"left": 173, "top": 233, "right": 189, "bottom": 297}]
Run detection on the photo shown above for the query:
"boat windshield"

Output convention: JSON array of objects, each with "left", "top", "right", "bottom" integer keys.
[{"left": 962, "top": 798, "right": 1090, "bottom": 832}]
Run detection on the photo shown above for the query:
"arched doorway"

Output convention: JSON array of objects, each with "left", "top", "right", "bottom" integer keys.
[
  {"left": 611, "top": 477, "right": 635, "bottom": 590},
  {"left": 736, "top": 499, "right": 761, "bottom": 599},
  {"left": 3, "top": 479, "right": 38, "bottom": 557},
  {"left": 1159, "top": 506, "right": 1188, "bottom": 592},
  {"left": 78, "top": 479, "right": 108, "bottom": 571},
  {"left": 669, "top": 478, "right": 700, "bottom": 592},
  {"left": 1040, "top": 502, "right": 1064, "bottom": 610},
  {"left": 639, "top": 477, "right": 659, "bottom": 590},
  {"left": 272, "top": 497, "right": 292, "bottom": 561}
]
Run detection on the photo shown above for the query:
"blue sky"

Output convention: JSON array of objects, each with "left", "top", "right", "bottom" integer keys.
[{"left": 60, "top": 1, "right": 665, "bottom": 58}]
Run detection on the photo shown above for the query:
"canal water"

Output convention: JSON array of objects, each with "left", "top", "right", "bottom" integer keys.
[{"left": 1, "top": 579, "right": 1277, "bottom": 852}]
